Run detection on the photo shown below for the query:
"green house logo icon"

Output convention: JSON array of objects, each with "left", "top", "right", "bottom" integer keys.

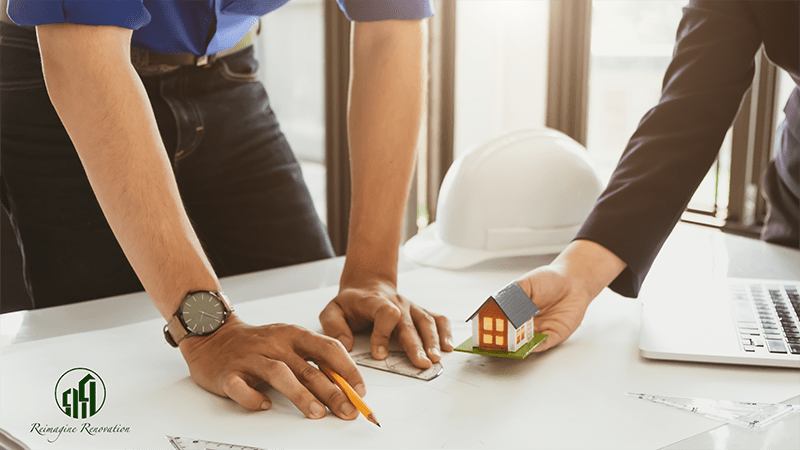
[{"left": 54, "top": 368, "right": 106, "bottom": 419}]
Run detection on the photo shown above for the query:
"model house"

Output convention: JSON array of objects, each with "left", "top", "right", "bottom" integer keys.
[{"left": 467, "top": 282, "right": 540, "bottom": 353}]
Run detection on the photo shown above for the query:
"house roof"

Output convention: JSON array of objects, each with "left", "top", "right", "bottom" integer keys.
[{"left": 466, "top": 281, "right": 540, "bottom": 329}]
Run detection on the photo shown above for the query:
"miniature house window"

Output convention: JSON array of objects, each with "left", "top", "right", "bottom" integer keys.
[
  {"left": 496, "top": 336, "right": 504, "bottom": 346},
  {"left": 516, "top": 328, "right": 523, "bottom": 344},
  {"left": 483, "top": 317, "right": 493, "bottom": 331},
  {"left": 496, "top": 319, "right": 504, "bottom": 332},
  {"left": 483, "top": 334, "right": 492, "bottom": 344}
]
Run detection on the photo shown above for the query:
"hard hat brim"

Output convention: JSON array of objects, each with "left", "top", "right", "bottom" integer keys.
[{"left": 403, "top": 222, "right": 568, "bottom": 270}]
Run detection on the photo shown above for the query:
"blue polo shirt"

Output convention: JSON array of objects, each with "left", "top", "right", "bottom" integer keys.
[{"left": 7, "top": 0, "right": 434, "bottom": 55}]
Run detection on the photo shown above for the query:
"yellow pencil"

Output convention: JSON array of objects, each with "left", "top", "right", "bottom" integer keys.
[{"left": 318, "top": 364, "right": 381, "bottom": 427}]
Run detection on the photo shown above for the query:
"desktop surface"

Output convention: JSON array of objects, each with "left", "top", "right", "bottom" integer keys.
[{"left": 1, "top": 223, "right": 798, "bottom": 449}]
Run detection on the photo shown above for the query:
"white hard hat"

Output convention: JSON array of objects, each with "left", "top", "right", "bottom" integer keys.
[{"left": 404, "top": 128, "right": 603, "bottom": 269}]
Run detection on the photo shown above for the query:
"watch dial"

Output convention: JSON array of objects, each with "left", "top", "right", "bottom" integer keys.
[{"left": 181, "top": 292, "right": 226, "bottom": 335}]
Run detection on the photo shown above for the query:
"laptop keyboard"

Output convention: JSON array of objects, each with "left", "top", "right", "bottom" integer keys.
[{"left": 730, "top": 282, "right": 800, "bottom": 355}]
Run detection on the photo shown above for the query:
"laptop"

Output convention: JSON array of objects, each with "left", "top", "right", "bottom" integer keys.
[{"left": 639, "top": 277, "right": 800, "bottom": 368}]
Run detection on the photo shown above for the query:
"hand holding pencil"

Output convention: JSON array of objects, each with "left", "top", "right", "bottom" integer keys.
[{"left": 319, "top": 363, "right": 381, "bottom": 427}]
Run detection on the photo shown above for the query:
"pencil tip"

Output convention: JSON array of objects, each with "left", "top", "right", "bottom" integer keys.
[
  {"left": 367, "top": 413, "right": 381, "bottom": 427},
  {"left": 376, "top": 423, "right": 381, "bottom": 428}
]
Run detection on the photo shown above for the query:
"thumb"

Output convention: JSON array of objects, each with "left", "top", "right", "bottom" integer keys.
[{"left": 319, "top": 301, "right": 355, "bottom": 351}]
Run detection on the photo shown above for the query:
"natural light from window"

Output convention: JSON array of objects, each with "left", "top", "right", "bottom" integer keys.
[{"left": 454, "top": 0, "right": 549, "bottom": 158}]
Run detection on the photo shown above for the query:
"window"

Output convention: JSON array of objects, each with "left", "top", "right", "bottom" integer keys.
[
  {"left": 257, "top": 0, "right": 326, "bottom": 224},
  {"left": 586, "top": 0, "right": 686, "bottom": 184},
  {"left": 416, "top": 0, "right": 550, "bottom": 233},
  {"left": 496, "top": 319, "right": 505, "bottom": 332},
  {"left": 496, "top": 336, "right": 504, "bottom": 346},
  {"left": 687, "top": 133, "right": 731, "bottom": 222},
  {"left": 775, "top": 70, "right": 796, "bottom": 150},
  {"left": 319, "top": 0, "right": 788, "bottom": 250},
  {"left": 453, "top": 0, "right": 549, "bottom": 158},
  {"left": 483, "top": 317, "right": 493, "bottom": 331},
  {"left": 483, "top": 334, "right": 492, "bottom": 345}
]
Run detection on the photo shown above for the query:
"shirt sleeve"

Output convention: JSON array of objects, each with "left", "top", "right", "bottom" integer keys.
[
  {"left": 336, "top": 0, "right": 433, "bottom": 22},
  {"left": 7, "top": 0, "right": 151, "bottom": 30},
  {"left": 574, "top": 0, "right": 764, "bottom": 298}
]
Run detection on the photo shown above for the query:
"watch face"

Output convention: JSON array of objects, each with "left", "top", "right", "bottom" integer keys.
[{"left": 180, "top": 292, "right": 227, "bottom": 335}]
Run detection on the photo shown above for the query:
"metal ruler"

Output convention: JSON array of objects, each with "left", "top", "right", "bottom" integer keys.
[
  {"left": 352, "top": 350, "right": 443, "bottom": 381},
  {"left": 166, "top": 435, "right": 273, "bottom": 450}
]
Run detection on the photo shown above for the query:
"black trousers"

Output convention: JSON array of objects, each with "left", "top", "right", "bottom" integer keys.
[{"left": 1, "top": 23, "right": 334, "bottom": 308}]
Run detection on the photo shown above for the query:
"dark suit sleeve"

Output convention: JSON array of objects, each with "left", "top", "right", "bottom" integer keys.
[{"left": 575, "top": 1, "right": 763, "bottom": 298}]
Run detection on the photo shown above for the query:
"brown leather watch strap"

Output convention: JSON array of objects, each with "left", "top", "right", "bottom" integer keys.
[{"left": 164, "top": 316, "right": 189, "bottom": 348}]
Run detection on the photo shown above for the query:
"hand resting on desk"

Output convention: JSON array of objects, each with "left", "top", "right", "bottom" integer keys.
[
  {"left": 319, "top": 276, "right": 454, "bottom": 369},
  {"left": 179, "top": 314, "right": 364, "bottom": 421}
]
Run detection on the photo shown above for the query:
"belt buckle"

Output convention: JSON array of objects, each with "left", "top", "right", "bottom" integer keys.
[{"left": 195, "top": 54, "right": 219, "bottom": 68}]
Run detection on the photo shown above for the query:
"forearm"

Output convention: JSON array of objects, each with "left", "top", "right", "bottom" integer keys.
[
  {"left": 574, "top": 1, "right": 762, "bottom": 297},
  {"left": 550, "top": 239, "right": 627, "bottom": 300},
  {"left": 37, "top": 24, "right": 219, "bottom": 319},
  {"left": 343, "top": 20, "right": 427, "bottom": 285}
]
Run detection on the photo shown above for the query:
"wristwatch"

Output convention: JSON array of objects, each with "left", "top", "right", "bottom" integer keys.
[{"left": 163, "top": 290, "right": 233, "bottom": 347}]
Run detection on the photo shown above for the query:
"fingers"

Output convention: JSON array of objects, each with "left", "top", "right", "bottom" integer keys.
[
  {"left": 222, "top": 375, "right": 272, "bottom": 411},
  {"left": 219, "top": 327, "right": 365, "bottom": 420},
  {"left": 319, "top": 301, "right": 355, "bottom": 351},
  {"left": 530, "top": 326, "right": 563, "bottom": 353},
  {"left": 531, "top": 316, "right": 575, "bottom": 353},
  {"left": 395, "top": 312, "right": 432, "bottom": 369},
  {"left": 256, "top": 358, "right": 328, "bottom": 419},
  {"left": 322, "top": 282, "right": 452, "bottom": 369},
  {"left": 283, "top": 355, "right": 360, "bottom": 421},
  {"left": 370, "top": 302, "right": 401, "bottom": 361},
  {"left": 298, "top": 333, "right": 367, "bottom": 398},
  {"left": 410, "top": 306, "right": 441, "bottom": 363},
  {"left": 433, "top": 313, "right": 454, "bottom": 352},
  {"left": 185, "top": 320, "right": 366, "bottom": 421},
  {"left": 222, "top": 359, "right": 326, "bottom": 419},
  {"left": 516, "top": 268, "right": 590, "bottom": 353}
]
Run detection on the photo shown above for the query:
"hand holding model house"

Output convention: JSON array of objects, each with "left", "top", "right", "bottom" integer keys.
[{"left": 455, "top": 281, "right": 548, "bottom": 359}]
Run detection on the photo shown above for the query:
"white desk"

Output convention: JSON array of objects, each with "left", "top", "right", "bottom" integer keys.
[{"left": 1, "top": 223, "right": 798, "bottom": 449}]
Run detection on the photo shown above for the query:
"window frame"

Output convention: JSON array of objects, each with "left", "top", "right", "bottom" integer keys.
[
  {"left": 323, "top": 0, "right": 781, "bottom": 247},
  {"left": 719, "top": 49, "right": 780, "bottom": 237},
  {"left": 324, "top": 1, "right": 352, "bottom": 255}
]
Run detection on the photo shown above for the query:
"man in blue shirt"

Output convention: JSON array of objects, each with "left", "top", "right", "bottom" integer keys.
[{"left": 1, "top": 0, "right": 452, "bottom": 420}]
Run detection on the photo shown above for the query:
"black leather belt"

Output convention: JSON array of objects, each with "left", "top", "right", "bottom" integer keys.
[{"left": 132, "top": 23, "right": 259, "bottom": 68}]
